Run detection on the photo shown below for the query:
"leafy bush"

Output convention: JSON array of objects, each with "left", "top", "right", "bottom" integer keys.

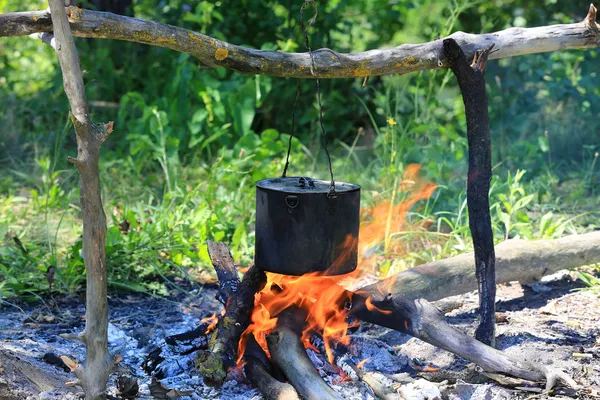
[{"left": 0, "top": 0, "right": 598, "bottom": 298}]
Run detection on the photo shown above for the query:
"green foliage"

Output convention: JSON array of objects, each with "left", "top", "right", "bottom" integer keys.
[
  {"left": 0, "top": 0, "right": 598, "bottom": 298},
  {"left": 575, "top": 265, "right": 600, "bottom": 296}
]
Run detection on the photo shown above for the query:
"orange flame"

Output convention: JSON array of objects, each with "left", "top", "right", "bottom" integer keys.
[
  {"left": 201, "top": 310, "right": 224, "bottom": 335},
  {"left": 357, "top": 357, "right": 372, "bottom": 369},
  {"left": 238, "top": 164, "right": 437, "bottom": 365}
]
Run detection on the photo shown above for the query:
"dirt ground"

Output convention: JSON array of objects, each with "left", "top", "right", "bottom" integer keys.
[{"left": 0, "top": 270, "right": 598, "bottom": 399}]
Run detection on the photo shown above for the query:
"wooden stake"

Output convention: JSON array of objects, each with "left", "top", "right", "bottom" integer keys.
[
  {"left": 443, "top": 38, "right": 497, "bottom": 346},
  {"left": 46, "top": 1, "right": 114, "bottom": 398}
]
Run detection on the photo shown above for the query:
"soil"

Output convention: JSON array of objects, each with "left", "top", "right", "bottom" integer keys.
[{"left": 0, "top": 271, "right": 598, "bottom": 399}]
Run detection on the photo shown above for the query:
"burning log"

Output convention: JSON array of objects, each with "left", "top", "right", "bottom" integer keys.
[
  {"left": 244, "top": 335, "right": 300, "bottom": 400},
  {"left": 196, "top": 236, "right": 586, "bottom": 397},
  {"left": 196, "top": 265, "right": 266, "bottom": 386},
  {"left": 360, "top": 231, "right": 600, "bottom": 302},
  {"left": 266, "top": 308, "right": 342, "bottom": 400}
]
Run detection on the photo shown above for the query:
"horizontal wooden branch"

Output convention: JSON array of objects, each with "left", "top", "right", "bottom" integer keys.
[
  {"left": 0, "top": 5, "right": 598, "bottom": 78},
  {"left": 359, "top": 231, "right": 600, "bottom": 302}
]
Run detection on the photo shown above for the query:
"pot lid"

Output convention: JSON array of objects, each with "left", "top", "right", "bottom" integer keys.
[{"left": 256, "top": 177, "right": 360, "bottom": 193}]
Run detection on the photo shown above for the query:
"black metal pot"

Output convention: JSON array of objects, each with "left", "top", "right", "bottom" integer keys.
[{"left": 255, "top": 177, "right": 360, "bottom": 276}]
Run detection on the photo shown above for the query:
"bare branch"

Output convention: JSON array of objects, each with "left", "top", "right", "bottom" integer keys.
[
  {"left": 60, "top": 332, "right": 86, "bottom": 343},
  {"left": 0, "top": 5, "right": 598, "bottom": 79},
  {"left": 585, "top": 3, "right": 600, "bottom": 32},
  {"left": 46, "top": 3, "right": 89, "bottom": 124}
]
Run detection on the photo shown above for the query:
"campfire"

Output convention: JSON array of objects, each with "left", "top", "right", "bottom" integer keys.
[
  {"left": 239, "top": 164, "right": 437, "bottom": 367},
  {"left": 140, "top": 163, "right": 576, "bottom": 400}
]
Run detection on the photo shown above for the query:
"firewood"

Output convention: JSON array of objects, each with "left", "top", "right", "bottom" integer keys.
[
  {"left": 349, "top": 293, "right": 577, "bottom": 390},
  {"left": 207, "top": 240, "right": 241, "bottom": 304},
  {"left": 360, "top": 231, "right": 600, "bottom": 302},
  {"left": 196, "top": 265, "right": 266, "bottom": 387},
  {"left": 266, "top": 308, "right": 342, "bottom": 400},
  {"left": 206, "top": 242, "right": 298, "bottom": 398},
  {"left": 344, "top": 361, "right": 398, "bottom": 400},
  {"left": 243, "top": 336, "right": 300, "bottom": 400},
  {"left": 0, "top": 348, "right": 77, "bottom": 397},
  {"left": 143, "top": 242, "right": 240, "bottom": 380}
]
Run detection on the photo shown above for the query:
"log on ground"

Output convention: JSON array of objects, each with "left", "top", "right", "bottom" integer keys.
[
  {"left": 359, "top": 231, "right": 600, "bottom": 302},
  {"left": 349, "top": 294, "right": 576, "bottom": 390},
  {"left": 0, "top": 347, "right": 77, "bottom": 399}
]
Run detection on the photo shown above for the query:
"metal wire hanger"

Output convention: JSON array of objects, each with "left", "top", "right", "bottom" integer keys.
[{"left": 281, "top": 0, "right": 336, "bottom": 197}]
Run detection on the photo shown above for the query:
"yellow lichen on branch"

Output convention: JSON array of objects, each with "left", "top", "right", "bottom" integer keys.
[
  {"left": 215, "top": 48, "right": 229, "bottom": 61},
  {"left": 353, "top": 62, "right": 370, "bottom": 77},
  {"left": 395, "top": 56, "right": 419, "bottom": 68},
  {"left": 188, "top": 32, "right": 203, "bottom": 43}
]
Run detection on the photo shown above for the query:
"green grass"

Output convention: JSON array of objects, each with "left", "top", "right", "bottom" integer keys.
[{"left": 1, "top": 0, "right": 599, "bottom": 299}]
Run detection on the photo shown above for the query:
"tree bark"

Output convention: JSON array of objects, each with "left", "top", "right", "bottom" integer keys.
[
  {"left": 359, "top": 231, "right": 600, "bottom": 302},
  {"left": 0, "top": 5, "right": 598, "bottom": 78},
  {"left": 443, "top": 38, "right": 496, "bottom": 346},
  {"left": 46, "top": 1, "right": 115, "bottom": 399}
]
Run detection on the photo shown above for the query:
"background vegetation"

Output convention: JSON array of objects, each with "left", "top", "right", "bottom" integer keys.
[{"left": 1, "top": 0, "right": 598, "bottom": 300}]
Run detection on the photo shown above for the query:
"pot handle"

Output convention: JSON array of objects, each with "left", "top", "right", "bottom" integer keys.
[{"left": 298, "top": 177, "right": 315, "bottom": 188}]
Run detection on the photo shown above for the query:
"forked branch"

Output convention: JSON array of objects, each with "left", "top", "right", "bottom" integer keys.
[
  {"left": 46, "top": 1, "right": 114, "bottom": 399},
  {"left": 0, "top": 5, "right": 598, "bottom": 78}
]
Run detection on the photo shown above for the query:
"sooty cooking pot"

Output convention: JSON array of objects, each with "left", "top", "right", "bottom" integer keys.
[{"left": 255, "top": 177, "right": 360, "bottom": 276}]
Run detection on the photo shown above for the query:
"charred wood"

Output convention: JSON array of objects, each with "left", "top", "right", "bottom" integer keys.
[
  {"left": 196, "top": 265, "right": 266, "bottom": 387},
  {"left": 207, "top": 240, "right": 241, "bottom": 305},
  {"left": 142, "top": 241, "right": 241, "bottom": 379},
  {"left": 443, "top": 37, "right": 497, "bottom": 347},
  {"left": 349, "top": 294, "right": 577, "bottom": 391}
]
